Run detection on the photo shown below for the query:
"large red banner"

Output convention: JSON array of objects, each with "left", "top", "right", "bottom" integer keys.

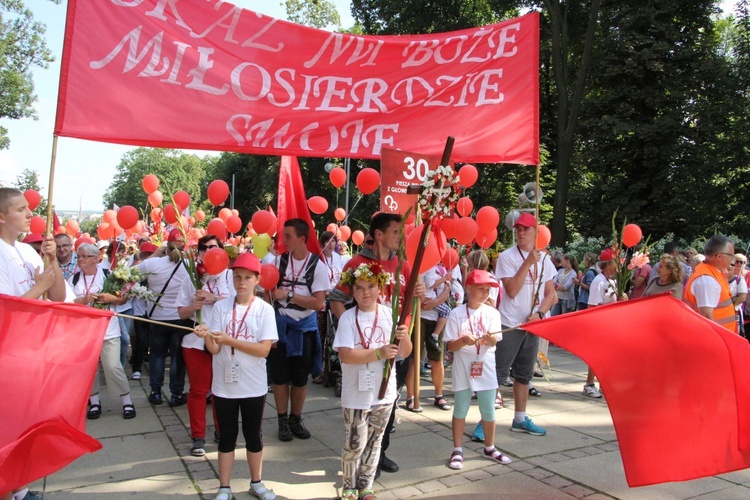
[{"left": 55, "top": 1, "right": 539, "bottom": 164}]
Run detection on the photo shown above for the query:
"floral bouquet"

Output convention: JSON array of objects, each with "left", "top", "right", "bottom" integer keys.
[
  {"left": 610, "top": 212, "right": 650, "bottom": 298},
  {"left": 417, "top": 164, "right": 462, "bottom": 222},
  {"left": 96, "top": 260, "right": 149, "bottom": 309}
]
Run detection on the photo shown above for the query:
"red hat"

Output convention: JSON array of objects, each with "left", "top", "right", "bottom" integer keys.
[
  {"left": 22, "top": 233, "right": 43, "bottom": 244},
  {"left": 514, "top": 213, "right": 537, "bottom": 228},
  {"left": 139, "top": 242, "right": 158, "bottom": 254},
  {"left": 231, "top": 252, "right": 261, "bottom": 273},
  {"left": 74, "top": 236, "right": 95, "bottom": 250},
  {"left": 465, "top": 269, "right": 499, "bottom": 288},
  {"left": 599, "top": 248, "right": 616, "bottom": 262},
  {"left": 167, "top": 229, "right": 183, "bottom": 242}
]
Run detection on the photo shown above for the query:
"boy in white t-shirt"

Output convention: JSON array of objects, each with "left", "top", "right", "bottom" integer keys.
[
  {"left": 333, "top": 262, "right": 411, "bottom": 500},
  {"left": 195, "top": 253, "right": 279, "bottom": 500}
]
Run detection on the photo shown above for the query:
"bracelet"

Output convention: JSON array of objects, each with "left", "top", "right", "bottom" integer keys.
[{"left": 375, "top": 348, "right": 381, "bottom": 361}]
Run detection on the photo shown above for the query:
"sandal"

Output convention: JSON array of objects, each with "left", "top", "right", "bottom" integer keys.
[
  {"left": 528, "top": 386, "right": 542, "bottom": 397},
  {"left": 481, "top": 447, "right": 512, "bottom": 464},
  {"left": 448, "top": 450, "right": 464, "bottom": 470},
  {"left": 122, "top": 404, "right": 136, "bottom": 420},
  {"left": 495, "top": 394, "right": 503, "bottom": 409},
  {"left": 405, "top": 397, "right": 423, "bottom": 413},
  {"left": 434, "top": 396, "right": 452, "bottom": 411},
  {"left": 249, "top": 481, "right": 276, "bottom": 500},
  {"left": 340, "top": 489, "right": 358, "bottom": 500},
  {"left": 87, "top": 403, "right": 101, "bottom": 420},
  {"left": 359, "top": 490, "right": 376, "bottom": 500}
]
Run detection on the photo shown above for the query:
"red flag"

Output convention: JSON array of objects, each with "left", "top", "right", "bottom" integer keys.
[
  {"left": 523, "top": 295, "right": 750, "bottom": 487},
  {"left": 276, "top": 156, "right": 322, "bottom": 256},
  {"left": 54, "top": 2, "right": 539, "bottom": 164},
  {"left": 52, "top": 212, "right": 62, "bottom": 231},
  {"left": 0, "top": 295, "right": 112, "bottom": 494}
]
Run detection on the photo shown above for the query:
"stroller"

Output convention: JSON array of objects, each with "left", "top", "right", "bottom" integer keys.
[{"left": 320, "top": 306, "right": 342, "bottom": 396}]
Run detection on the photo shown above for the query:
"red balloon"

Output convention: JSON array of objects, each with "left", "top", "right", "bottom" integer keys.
[
  {"left": 252, "top": 210, "right": 275, "bottom": 235},
  {"left": 206, "top": 218, "right": 227, "bottom": 240},
  {"left": 173, "top": 190, "right": 191, "bottom": 212},
  {"left": 438, "top": 214, "right": 458, "bottom": 240},
  {"left": 97, "top": 223, "right": 113, "bottom": 240},
  {"left": 116, "top": 205, "right": 140, "bottom": 230},
  {"left": 442, "top": 247, "right": 460, "bottom": 270},
  {"left": 30, "top": 216, "right": 46, "bottom": 235},
  {"left": 203, "top": 247, "right": 229, "bottom": 275},
  {"left": 457, "top": 197, "right": 473, "bottom": 217},
  {"left": 404, "top": 222, "right": 416, "bottom": 238},
  {"left": 226, "top": 215, "right": 242, "bottom": 234},
  {"left": 476, "top": 206, "right": 500, "bottom": 233},
  {"left": 207, "top": 180, "right": 230, "bottom": 206},
  {"left": 334, "top": 208, "right": 346, "bottom": 221},
  {"left": 458, "top": 164, "right": 478, "bottom": 188},
  {"left": 330, "top": 167, "right": 347, "bottom": 188},
  {"left": 356, "top": 168, "right": 380, "bottom": 195},
  {"left": 326, "top": 223, "right": 338, "bottom": 233},
  {"left": 308, "top": 196, "right": 328, "bottom": 214},
  {"left": 142, "top": 174, "right": 159, "bottom": 194},
  {"left": 24, "top": 190, "right": 41, "bottom": 211},
  {"left": 405, "top": 226, "right": 448, "bottom": 274},
  {"left": 351, "top": 230, "right": 365, "bottom": 246},
  {"left": 65, "top": 219, "right": 80, "bottom": 235},
  {"left": 102, "top": 209, "right": 117, "bottom": 223},
  {"left": 231, "top": 209, "right": 239, "bottom": 217},
  {"left": 110, "top": 219, "right": 123, "bottom": 237},
  {"left": 259, "top": 263, "right": 280, "bottom": 290},
  {"left": 338, "top": 225, "right": 351, "bottom": 242},
  {"left": 218, "top": 208, "right": 233, "bottom": 222},
  {"left": 148, "top": 190, "right": 163, "bottom": 208},
  {"left": 622, "top": 223, "right": 643, "bottom": 247},
  {"left": 195, "top": 210, "right": 206, "bottom": 222},
  {"left": 163, "top": 203, "right": 178, "bottom": 224},
  {"left": 476, "top": 228, "right": 498, "bottom": 249},
  {"left": 536, "top": 225, "right": 552, "bottom": 249},
  {"left": 455, "top": 217, "right": 478, "bottom": 246}
]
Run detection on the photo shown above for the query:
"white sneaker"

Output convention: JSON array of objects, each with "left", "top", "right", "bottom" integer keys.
[
  {"left": 129, "top": 371, "right": 141, "bottom": 380},
  {"left": 583, "top": 384, "right": 602, "bottom": 398}
]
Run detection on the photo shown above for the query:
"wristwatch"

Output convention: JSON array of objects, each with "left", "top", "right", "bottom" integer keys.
[{"left": 286, "top": 291, "right": 294, "bottom": 301}]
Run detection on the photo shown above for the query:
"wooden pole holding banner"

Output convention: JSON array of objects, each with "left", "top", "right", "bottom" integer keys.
[
  {"left": 116, "top": 313, "right": 195, "bottom": 332},
  {"left": 378, "top": 136, "right": 455, "bottom": 400},
  {"left": 42, "top": 135, "right": 59, "bottom": 300},
  {"left": 535, "top": 165, "right": 540, "bottom": 223}
]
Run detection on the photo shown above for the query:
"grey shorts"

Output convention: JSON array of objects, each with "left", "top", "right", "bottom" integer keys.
[{"left": 494, "top": 327, "right": 539, "bottom": 385}]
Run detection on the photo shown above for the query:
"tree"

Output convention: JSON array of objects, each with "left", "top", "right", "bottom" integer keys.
[
  {"left": 0, "top": 0, "right": 58, "bottom": 150},
  {"left": 103, "top": 148, "right": 216, "bottom": 214},
  {"left": 13, "top": 167, "right": 47, "bottom": 215},
  {"left": 285, "top": 0, "right": 341, "bottom": 29}
]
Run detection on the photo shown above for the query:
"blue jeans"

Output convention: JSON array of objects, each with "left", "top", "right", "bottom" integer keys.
[
  {"left": 148, "top": 320, "right": 188, "bottom": 396},
  {"left": 118, "top": 308, "right": 134, "bottom": 368}
]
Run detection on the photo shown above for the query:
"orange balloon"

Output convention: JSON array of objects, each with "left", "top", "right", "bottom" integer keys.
[
  {"left": 334, "top": 208, "right": 346, "bottom": 221},
  {"left": 65, "top": 219, "right": 80, "bottom": 235},
  {"left": 55, "top": 226, "right": 67, "bottom": 235},
  {"left": 218, "top": 208, "right": 233, "bottom": 222},
  {"left": 148, "top": 190, "right": 163, "bottom": 208},
  {"left": 308, "top": 196, "right": 328, "bottom": 214},
  {"left": 326, "top": 223, "right": 337, "bottom": 233},
  {"left": 142, "top": 174, "right": 159, "bottom": 194},
  {"left": 622, "top": 223, "right": 642, "bottom": 247},
  {"left": 536, "top": 225, "right": 552, "bottom": 249},
  {"left": 188, "top": 216, "right": 196, "bottom": 227},
  {"left": 103, "top": 209, "right": 117, "bottom": 223},
  {"left": 195, "top": 210, "right": 206, "bottom": 222},
  {"left": 338, "top": 225, "right": 351, "bottom": 242},
  {"left": 351, "top": 230, "right": 365, "bottom": 246},
  {"left": 458, "top": 164, "right": 478, "bottom": 188},
  {"left": 231, "top": 209, "right": 239, "bottom": 217},
  {"left": 457, "top": 197, "right": 473, "bottom": 217}
]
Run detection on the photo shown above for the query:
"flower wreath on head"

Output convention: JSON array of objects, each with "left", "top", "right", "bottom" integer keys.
[{"left": 339, "top": 262, "right": 394, "bottom": 289}]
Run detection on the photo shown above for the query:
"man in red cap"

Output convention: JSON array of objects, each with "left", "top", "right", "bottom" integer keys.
[{"left": 494, "top": 212, "right": 556, "bottom": 436}]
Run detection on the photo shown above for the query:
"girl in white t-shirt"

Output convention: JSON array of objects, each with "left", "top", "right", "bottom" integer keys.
[
  {"left": 333, "top": 262, "right": 411, "bottom": 500},
  {"left": 443, "top": 270, "right": 511, "bottom": 470},
  {"left": 194, "top": 253, "right": 278, "bottom": 500}
]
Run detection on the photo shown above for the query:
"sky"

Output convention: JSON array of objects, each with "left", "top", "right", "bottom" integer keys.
[
  {"left": 0, "top": 0, "right": 355, "bottom": 211},
  {"left": 0, "top": 1, "right": 738, "bottom": 211}
]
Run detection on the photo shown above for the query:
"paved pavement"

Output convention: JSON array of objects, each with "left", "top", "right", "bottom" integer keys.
[{"left": 32, "top": 346, "right": 750, "bottom": 499}]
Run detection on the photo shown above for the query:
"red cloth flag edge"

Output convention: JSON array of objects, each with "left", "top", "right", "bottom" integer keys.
[
  {"left": 523, "top": 294, "right": 750, "bottom": 487},
  {"left": 0, "top": 294, "right": 112, "bottom": 494},
  {"left": 276, "top": 156, "right": 321, "bottom": 256}
]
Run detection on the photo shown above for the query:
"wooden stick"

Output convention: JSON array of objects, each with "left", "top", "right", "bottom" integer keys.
[
  {"left": 411, "top": 298, "right": 422, "bottom": 411},
  {"left": 115, "top": 312, "right": 195, "bottom": 332},
  {"left": 42, "top": 135, "right": 59, "bottom": 301}
]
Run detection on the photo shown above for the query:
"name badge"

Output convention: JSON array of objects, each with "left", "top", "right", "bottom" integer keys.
[
  {"left": 225, "top": 359, "right": 240, "bottom": 384},
  {"left": 358, "top": 369, "right": 377, "bottom": 392},
  {"left": 470, "top": 361, "right": 484, "bottom": 378}
]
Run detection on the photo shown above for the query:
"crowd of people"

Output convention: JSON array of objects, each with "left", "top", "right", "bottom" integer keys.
[{"left": 2, "top": 185, "right": 749, "bottom": 500}]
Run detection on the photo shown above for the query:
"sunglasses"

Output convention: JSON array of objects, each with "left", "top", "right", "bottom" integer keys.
[{"left": 200, "top": 244, "right": 220, "bottom": 251}]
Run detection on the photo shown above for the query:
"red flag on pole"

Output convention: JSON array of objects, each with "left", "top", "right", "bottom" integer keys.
[
  {"left": 276, "top": 156, "right": 321, "bottom": 256},
  {"left": 52, "top": 212, "right": 62, "bottom": 231},
  {"left": 523, "top": 294, "right": 750, "bottom": 487},
  {"left": 0, "top": 295, "right": 112, "bottom": 494}
]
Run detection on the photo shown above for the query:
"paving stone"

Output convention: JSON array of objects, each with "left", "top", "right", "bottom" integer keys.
[
  {"left": 391, "top": 486, "right": 423, "bottom": 498},
  {"left": 524, "top": 468, "right": 555, "bottom": 480},
  {"left": 507, "top": 460, "right": 535, "bottom": 471},
  {"left": 562, "top": 450, "right": 589, "bottom": 459},
  {"left": 462, "top": 469, "right": 492, "bottom": 481},
  {"left": 543, "top": 453, "right": 571, "bottom": 463},
  {"left": 541, "top": 475, "right": 574, "bottom": 488},
  {"left": 439, "top": 474, "right": 471, "bottom": 487},
  {"left": 561, "top": 484, "right": 595, "bottom": 498},
  {"left": 415, "top": 480, "right": 446, "bottom": 493}
]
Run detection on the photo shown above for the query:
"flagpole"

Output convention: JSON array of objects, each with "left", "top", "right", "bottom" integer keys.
[{"left": 42, "top": 135, "right": 59, "bottom": 302}]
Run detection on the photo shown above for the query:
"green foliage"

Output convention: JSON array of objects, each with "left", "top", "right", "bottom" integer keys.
[
  {"left": 79, "top": 217, "right": 100, "bottom": 236},
  {"left": 13, "top": 167, "right": 47, "bottom": 215},
  {"left": 352, "top": 0, "right": 502, "bottom": 34},
  {"left": 103, "top": 148, "right": 217, "bottom": 214},
  {"left": 285, "top": 0, "right": 341, "bottom": 29},
  {"left": 0, "top": 0, "right": 58, "bottom": 149}
]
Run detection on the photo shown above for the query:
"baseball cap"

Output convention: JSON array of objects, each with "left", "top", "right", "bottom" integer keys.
[
  {"left": 167, "top": 229, "right": 183, "bottom": 242},
  {"left": 75, "top": 236, "right": 95, "bottom": 251},
  {"left": 22, "top": 233, "right": 43, "bottom": 244},
  {"left": 139, "top": 242, "right": 158, "bottom": 254},
  {"left": 97, "top": 240, "right": 109, "bottom": 250},
  {"left": 513, "top": 213, "right": 537, "bottom": 228},
  {"left": 231, "top": 252, "right": 261, "bottom": 273},
  {"left": 599, "top": 248, "right": 616, "bottom": 262},
  {"left": 465, "top": 269, "right": 499, "bottom": 288}
]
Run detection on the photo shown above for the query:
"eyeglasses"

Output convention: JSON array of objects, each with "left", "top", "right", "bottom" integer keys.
[
  {"left": 735, "top": 261, "right": 747, "bottom": 266},
  {"left": 78, "top": 254, "right": 97, "bottom": 259},
  {"left": 720, "top": 252, "right": 735, "bottom": 258},
  {"left": 200, "top": 244, "right": 219, "bottom": 251}
]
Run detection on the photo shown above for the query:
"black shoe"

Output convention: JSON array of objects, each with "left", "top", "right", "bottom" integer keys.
[
  {"left": 148, "top": 391, "right": 163, "bottom": 405},
  {"left": 375, "top": 467, "right": 381, "bottom": 480},
  {"left": 289, "top": 414, "right": 311, "bottom": 439},
  {"left": 278, "top": 415, "right": 293, "bottom": 442},
  {"left": 379, "top": 454, "right": 399, "bottom": 473},
  {"left": 87, "top": 403, "right": 102, "bottom": 420},
  {"left": 169, "top": 393, "right": 187, "bottom": 407}
]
